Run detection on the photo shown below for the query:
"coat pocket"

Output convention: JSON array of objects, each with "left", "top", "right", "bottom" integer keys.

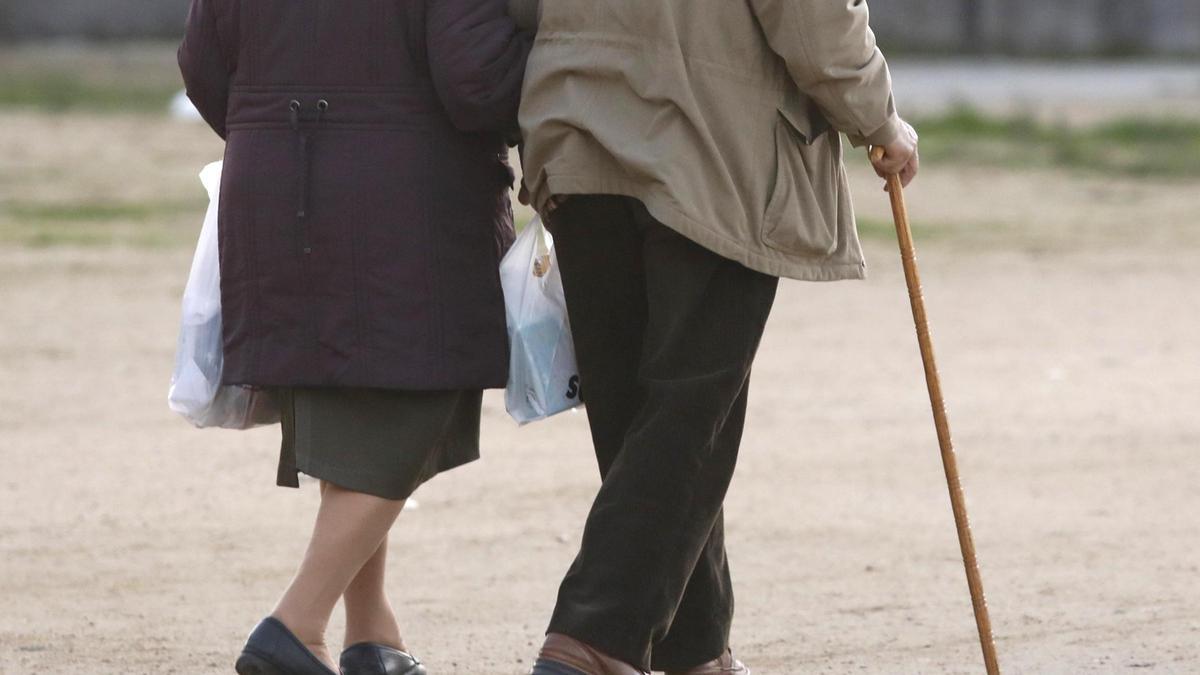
[{"left": 762, "top": 109, "right": 839, "bottom": 257}]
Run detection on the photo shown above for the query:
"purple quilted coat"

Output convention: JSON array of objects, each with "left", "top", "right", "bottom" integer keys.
[{"left": 178, "top": 0, "right": 531, "bottom": 390}]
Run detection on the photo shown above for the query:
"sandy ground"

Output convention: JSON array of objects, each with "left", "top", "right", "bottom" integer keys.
[{"left": 2, "top": 109, "right": 1200, "bottom": 675}]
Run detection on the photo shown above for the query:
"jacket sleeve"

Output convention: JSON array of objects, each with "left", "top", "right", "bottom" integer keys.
[
  {"left": 178, "top": 0, "right": 234, "bottom": 140},
  {"left": 749, "top": 0, "right": 901, "bottom": 147},
  {"left": 426, "top": 0, "right": 533, "bottom": 133},
  {"left": 507, "top": 0, "right": 541, "bottom": 32}
]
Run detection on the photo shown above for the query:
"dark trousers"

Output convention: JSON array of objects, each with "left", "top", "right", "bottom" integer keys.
[{"left": 545, "top": 196, "right": 779, "bottom": 671}]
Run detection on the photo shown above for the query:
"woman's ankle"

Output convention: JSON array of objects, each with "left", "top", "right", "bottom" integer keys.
[
  {"left": 344, "top": 614, "right": 406, "bottom": 651},
  {"left": 343, "top": 594, "right": 405, "bottom": 648}
]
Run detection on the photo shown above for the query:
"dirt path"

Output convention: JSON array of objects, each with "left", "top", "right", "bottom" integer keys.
[{"left": 1, "top": 114, "right": 1199, "bottom": 674}]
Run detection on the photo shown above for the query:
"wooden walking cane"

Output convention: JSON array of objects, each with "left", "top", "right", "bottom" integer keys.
[{"left": 870, "top": 146, "right": 1001, "bottom": 675}]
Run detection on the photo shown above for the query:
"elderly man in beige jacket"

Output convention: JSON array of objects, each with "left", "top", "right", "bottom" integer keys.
[{"left": 509, "top": 2, "right": 919, "bottom": 674}]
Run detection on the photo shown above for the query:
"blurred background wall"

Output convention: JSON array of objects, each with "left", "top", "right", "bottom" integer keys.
[
  {"left": 868, "top": 0, "right": 1200, "bottom": 56},
  {"left": 1, "top": 0, "right": 1199, "bottom": 56},
  {"left": 0, "top": 0, "right": 189, "bottom": 42}
]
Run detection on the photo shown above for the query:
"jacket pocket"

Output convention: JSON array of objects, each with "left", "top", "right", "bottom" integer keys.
[{"left": 762, "top": 109, "right": 839, "bottom": 257}]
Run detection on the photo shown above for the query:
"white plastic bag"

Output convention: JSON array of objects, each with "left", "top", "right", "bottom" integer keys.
[
  {"left": 500, "top": 216, "right": 583, "bottom": 424},
  {"left": 168, "top": 161, "right": 279, "bottom": 429}
]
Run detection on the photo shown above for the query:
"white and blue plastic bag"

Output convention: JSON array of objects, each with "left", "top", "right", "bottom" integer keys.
[
  {"left": 500, "top": 216, "right": 583, "bottom": 424},
  {"left": 168, "top": 161, "right": 279, "bottom": 429}
]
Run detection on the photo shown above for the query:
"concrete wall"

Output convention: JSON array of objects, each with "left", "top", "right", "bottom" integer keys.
[
  {"left": 0, "top": 0, "right": 190, "bottom": 41},
  {"left": 1, "top": 0, "right": 1198, "bottom": 56},
  {"left": 869, "top": 0, "right": 1200, "bottom": 56}
]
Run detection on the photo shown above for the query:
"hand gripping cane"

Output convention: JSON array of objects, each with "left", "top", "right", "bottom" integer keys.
[{"left": 870, "top": 146, "right": 1000, "bottom": 675}]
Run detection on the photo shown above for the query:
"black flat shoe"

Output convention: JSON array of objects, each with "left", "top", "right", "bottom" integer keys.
[
  {"left": 234, "top": 617, "right": 338, "bottom": 675},
  {"left": 340, "top": 643, "right": 427, "bottom": 675}
]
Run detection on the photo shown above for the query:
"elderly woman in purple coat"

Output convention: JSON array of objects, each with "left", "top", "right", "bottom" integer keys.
[{"left": 178, "top": 0, "right": 532, "bottom": 672}]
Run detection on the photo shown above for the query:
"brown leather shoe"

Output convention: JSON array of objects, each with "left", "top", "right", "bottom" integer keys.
[
  {"left": 533, "top": 633, "right": 649, "bottom": 675},
  {"left": 665, "top": 649, "right": 749, "bottom": 675}
]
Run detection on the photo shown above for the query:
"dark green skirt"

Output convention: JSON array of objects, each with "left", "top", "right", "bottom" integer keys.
[{"left": 276, "top": 388, "right": 483, "bottom": 501}]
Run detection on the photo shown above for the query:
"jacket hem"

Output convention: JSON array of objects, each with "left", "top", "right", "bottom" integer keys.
[
  {"left": 541, "top": 174, "right": 867, "bottom": 282},
  {"left": 221, "top": 366, "right": 509, "bottom": 392}
]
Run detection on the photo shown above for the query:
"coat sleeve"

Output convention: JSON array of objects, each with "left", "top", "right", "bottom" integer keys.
[
  {"left": 749, "top": 0, "right": 901, "bottom": 147},
  {"left": 425, "top": 0, "right": 533, "bottom": 133},
  {"left": 178, "top": 0, "right": 234, "bottom": 140},
  {"left": 507, "top": 0, "right": 541, "bottom": 32}
]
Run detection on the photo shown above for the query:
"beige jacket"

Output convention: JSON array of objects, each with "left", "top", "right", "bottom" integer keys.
[{"left": 510, "top": 0, "right": 901, "bottom": 281}]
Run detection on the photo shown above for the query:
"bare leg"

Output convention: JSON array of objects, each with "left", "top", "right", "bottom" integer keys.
[
  {"left": 342, "top": 535, "right": 406, "bottom": 650},
  {"left": 272, "top": 481, "right": 407, "bottom": 670}
]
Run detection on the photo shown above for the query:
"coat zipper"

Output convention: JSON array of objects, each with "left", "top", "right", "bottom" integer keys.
[{"left": 288, "top": 98, "right": 329, "bottom": 256}]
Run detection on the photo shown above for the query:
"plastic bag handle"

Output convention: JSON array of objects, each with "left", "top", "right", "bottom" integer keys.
[{"left": 532, "top": 218, "right": 553, "bottom": 278}]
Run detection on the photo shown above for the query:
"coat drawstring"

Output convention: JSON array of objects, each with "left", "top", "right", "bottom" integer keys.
[{"left": 289, "top": 99, "right": 329, "bottom": 255}]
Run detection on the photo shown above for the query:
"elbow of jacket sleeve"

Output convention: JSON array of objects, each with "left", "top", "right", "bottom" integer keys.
[
  {"left": 507, "top": 0, "right": 541, "bottom": 32},
  {"left": 427, "top": 0, "right": 532, "bottom": 133},
  {"left": 431, "top": 40, "right": 530, "bottom": 133},
  {"left": 181, "top": 83, "right": 229, "bottom": 139},
  {"left": 178, "top": 49, "right": 229, "bottom": 139},
  {"left": 439, "top": 87, "right": 518, "bottom": 133},
  {"left": 195, "top": 96, "right": 229, "bottom": 139}
]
